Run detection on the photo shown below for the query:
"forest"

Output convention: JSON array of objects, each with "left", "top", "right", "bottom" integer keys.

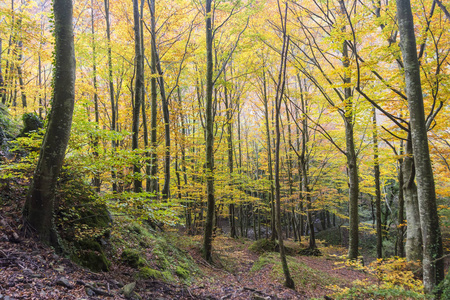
[{"left": 0, "top": 0, "right": 450, "bottom": 299}]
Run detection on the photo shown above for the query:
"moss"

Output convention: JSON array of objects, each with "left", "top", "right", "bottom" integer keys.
[
  {"left": 72, "top": 249, "right": 110, "bottom": 272},
  {"left": 121, "top": 249, "right": 144, "bottom": 268},
  {"left": 162, "top": 270, "right": 175, "bottom": 281},
  {"left": 249, "top": 239, "right": 278, "bottom": 254},
  {"left": 250, "top": 253, "right": 275, "bottom": 272},
  {"left": 138, "top": 267, "right": 162, "bottom": 279},
  {"left": 78, "top": 239, "right": 102, "bottom": 252},
  {"left": 175, "top": 266, "right": 189, "bottom": 279},
  {"left": 18, "top": 113, "right": 43, "bottom": 137},
  {"left": 249, "top": 239, "right": 296, "bottom": 255}
]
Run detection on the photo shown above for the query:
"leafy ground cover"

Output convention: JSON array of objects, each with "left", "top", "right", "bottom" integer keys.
[{"left": 0, "top": 182, "right": 372, "bottom": 299}]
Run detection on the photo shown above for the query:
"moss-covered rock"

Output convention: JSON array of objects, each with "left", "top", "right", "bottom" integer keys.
[
  {"left": 121, "top": 249, "right": 144, "bottom": 268},
  {"left": 138, "top": 267, "right": 162, "bottom": 279},
  {"left": 18, "top": 113, "right": 43, "bottom": 137},
  {"left": 249, "top": 238, "right": 295, "bottom": 255},
  {"left": 72, "top": 249, "right": 110, "bottom": 272},
  {"left": 175, "top": 266, "right": 189, "bottom": 279}
]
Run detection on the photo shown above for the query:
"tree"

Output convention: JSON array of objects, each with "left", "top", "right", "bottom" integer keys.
[
  {"left": 203, "top": 0, "right": 215, "bottom": 262},
  {"left": 132, "top": 0, "right": 144, "bottom": 192},
  {"left": 273, "top": 1, "right": 294, "bottom": 289},
  {"left": 23, "top": 0, "right": 75, "bottom": 247},
  {"left": 396, "top": 0, "right": 444, "bottom": 292}
]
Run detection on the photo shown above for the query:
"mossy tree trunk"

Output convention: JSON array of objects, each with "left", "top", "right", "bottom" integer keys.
[{"left": 23, "top": 0, "right": 75, "bottom": 248}]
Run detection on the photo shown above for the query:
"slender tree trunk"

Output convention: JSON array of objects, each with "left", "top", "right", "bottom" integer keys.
[
  {"left": 0, "top": 39, "right": 5, "bottom": 104},
  {"left": 262, "top": 69, "right": 276, "bottom": 241},
  {"left": 23, "top": 0, "right": 75, "bottom": 248},
  {"left": 16, "top": 40, "right": 26, "bottom": 108},
  {"left": 91, "top": 0, "right": 101, "bottom": 192},
  {"left": 396, "top": 0, "right": 444, "bottom": 291},
  {"left": 104, "top": 0, "right": 117, "bottom": 192},
  {"left": 149, "top": 0, "right": 158, "bottom": 195},
  {"left": 397, "top": 143, "right": 405, "bottom": 257},
  {"left": 224, "top": 70, "right": 237, "bottom": 238},
  {"left": 148, "top": 0, "right": 170, "bottom": 199},
  {"left": 372, "top": 108, "right": 382, "bottom": 259},
  {"left": 203, "top": 0, "right": 215, "bottom": 262},
  {"left": 342, "top": 40, "right": 359, "bottom": 261},
  {"left": 299, "top": 85, "right": 316, "bottom": 250},
  {"left": 132, "top": 0, "right": 143, "bottom": 192},
  {"left": 274, "top": 5, "right": 294, "bottom": 286}
]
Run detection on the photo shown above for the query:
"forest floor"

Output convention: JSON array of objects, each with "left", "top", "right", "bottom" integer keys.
[
  {"left": 0, "top": 177, "right": 372, "bottom": 299},
  {"left": 0, "top": 211, "right": 372, "bottom": 300}
]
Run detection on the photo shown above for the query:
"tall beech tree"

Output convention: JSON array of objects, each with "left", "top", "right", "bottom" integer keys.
[
  {"left": 203, "top": 0, "right": 215, "bottom": 262},
  {"left": 273, "top": 1, "right": 294, "bottom": 289},
  {"left": 23, "top": 0, "right": 75, "bottom": 247},
  {"left": 132, "top": 0, "right": 144, "bottom": 192},
  {"left": 396, "top": 0, "right": 444, "bottom": 292}
]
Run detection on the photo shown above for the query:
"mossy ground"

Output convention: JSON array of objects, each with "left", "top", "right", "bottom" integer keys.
[{"left": 109, "top": 218, "right": 200, "bottom": 284}]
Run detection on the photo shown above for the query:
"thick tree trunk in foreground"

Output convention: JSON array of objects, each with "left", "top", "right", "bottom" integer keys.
[
  {"left": 396, "top": 0, "right": 444, "bottom": 292},
  {"left": 23, "top": 0, "right": 75, "bottom": 247}
]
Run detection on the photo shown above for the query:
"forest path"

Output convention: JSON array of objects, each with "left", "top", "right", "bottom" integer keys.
[{"left": 186, "top": 236, "right": 371, "bottom": 299}]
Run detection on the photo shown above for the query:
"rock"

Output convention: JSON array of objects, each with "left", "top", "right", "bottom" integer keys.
[
  {"left": 56, "top": 277, "right": 74, "bottom": 289},
  {"left": 0, "top": 234, "right": 8, "bottom": 242},
  {"left": 122, "top": 282, "right": 136, "bottom": 298},
  {"left": 85, "top": 287, "right": 96, "bottom": 297}
]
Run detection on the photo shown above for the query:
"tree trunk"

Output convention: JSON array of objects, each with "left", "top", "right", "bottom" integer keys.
[
  {"left": 23, "top": 0, "right": 75, "bottom": 248},
  {"left": 372, "top": 108, "right": 382, "bottom": 259},
  {"left": 203, "top": 0, "right": 215, "bottom": 262},
  {"left": 91, "top": 0, "right": 101, "bottom": 192},
  {"left": 149, "top": 0, "right": 158, "bottom": 195},
  {"left": 104, "top": 0, "right": 117, "bottom": 192},
  {"left": 342, "top": 40, "right": 359, "bottom": 261},
  {"left": 224, "top": 69, "right": 237, "bottom": 238},
  {"left": 273, "top": 6, "right": 294, "bottom": 286},
  {"left": 396, "top": 0, "right": 444, "bottom": 291},
  {"left": 262, "top": 69, "right": 276, "bottom": 241},
  {"left": 403, "top": 136, "right": 423, "bottom": 261},
  {"left": 397, "top": 143, "right": 405, "bottom": 257},
  {"left": 132, "top": 0, "right": 143, "bottom": 192}
]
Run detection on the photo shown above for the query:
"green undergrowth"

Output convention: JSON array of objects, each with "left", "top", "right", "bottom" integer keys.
[
  {"left": 110, "top": 218, "right": 200, "bottom": 284},
  {"left": 251, "top": 252, "right": 344, "bottom": 291},
  {"left": 56, "top": 169, "right": 112, "bottom": 272}
]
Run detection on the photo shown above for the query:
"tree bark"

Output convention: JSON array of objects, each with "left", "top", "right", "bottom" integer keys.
[
  {"left": 342, "top": 39, "right": 359, "bottom": 261},
  {"left": 403, "top": 137, "right": 422, "bottom": 261},
  {"left": 372, "top": 108, "right": 382, "bottom": 259},
  {"left": 396, "top": 0, "right": 444, "bottom": 292},
  {"left": 91, "top": 0, "right": 101, "bottom": 192},
  {"left": 132, "top": 0, "right": 143, "bottom": 192},
  {"left": 23, "top": 0, "right": 75, "bottom": 248},
  {"left": 203, "top": 0, "right": 215, "bottom": 262},
  {"left": 149, "top": 0, "right": 158, "bottom": 195},
  {"left": 273, "top": 3, "right": 294, "bottom": 286},
  {"left": 104, "top": 0, "right": 117, "bottom": 192}
]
